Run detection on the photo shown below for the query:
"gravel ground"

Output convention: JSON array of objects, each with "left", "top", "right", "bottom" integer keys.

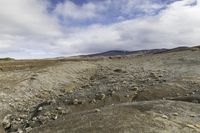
[{"left": 1, "top": 48, "right": 200, "bottom": 133}]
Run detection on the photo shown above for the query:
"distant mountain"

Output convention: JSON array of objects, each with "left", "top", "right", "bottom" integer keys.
[
  {"left": 55, "top": 45, "right": 199, "bottom": 60},
  {"left": 83, "top": 45, "right": 200, "bottom": 57},
  {"left": 154, "top": 46, "right": 189, "bottom": 54},
  {"left": 84, "top": 49, "right": 168, "bottom": 57}
]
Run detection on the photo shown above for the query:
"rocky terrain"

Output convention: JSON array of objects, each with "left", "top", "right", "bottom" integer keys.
[{"left": 1, "top": 46, "right": 200, "bottom": 133}]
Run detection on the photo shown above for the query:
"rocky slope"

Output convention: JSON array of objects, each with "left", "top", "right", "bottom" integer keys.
[{"left": 1, "top": 47, "right": 200, "bottom": 133}]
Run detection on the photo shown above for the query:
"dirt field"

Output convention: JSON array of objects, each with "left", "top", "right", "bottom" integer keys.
[{"left": 1, "top": 47, "right": 200, "bottom": 133}]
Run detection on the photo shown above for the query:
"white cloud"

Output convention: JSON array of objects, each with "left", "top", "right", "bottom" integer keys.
[
  {"left": 54, "top": 0, "right": 165, "bottom": 22},
  {"left": 53, "top": 0, "right": 200, "bottom": 54},
  {"left": 0, "top": 0, "right": 61, "bottom": 37},
  {"left": 0, "top": 0, "right": 62, "bottom": 58},
  {"left": 116, "top": 0, "right": 163, "bottom": 16},
  {"left": 54, "top": 1, "right": 99, "bottom": 20},
  {"left": 0, "top": 0, "right": 200, "bottom": 59}
]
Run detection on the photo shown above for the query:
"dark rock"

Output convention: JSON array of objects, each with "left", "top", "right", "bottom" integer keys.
[
  {"left": 95, "top": 93, "right": 106, "bottom": 100},
  {"left": 89, "top": 99, "right": 96, "bottom": 104},
  {"left": 113, "top": 69, "right": 123, "bottom": 73},
  {"left": 25, "top": 127, "right": 32, "bottom": 133},
  {"left": 94, "top": 109, "right": 101, "bottom": 112},
  {"left": 2, "top": 114, "right": 12, "bottom": 130},
  {"left": 73, "top": 99, "right": 79, "bottom": 105},
  {"left": 130, "top": 87, "right": 138, "bottom": 91}
]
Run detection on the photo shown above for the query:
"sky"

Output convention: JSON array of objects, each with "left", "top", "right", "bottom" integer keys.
[{"left": 0, "top": 0, "right": 200, "bottom": 59}]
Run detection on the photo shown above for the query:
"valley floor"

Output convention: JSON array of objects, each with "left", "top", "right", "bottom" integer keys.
[{"left": 1, "top": 48, "right": 200, "bottom": 133}]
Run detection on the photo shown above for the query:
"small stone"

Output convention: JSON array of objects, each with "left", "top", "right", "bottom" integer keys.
[
  {"left": 114, "top": 86, "right": 120, "bottom": 91},
  {"left": 122, "top": 81, "right": 127, "bottom": 84},
  {"left": 19, "top": 114, "right": 28, "bottom": 119},
  {"left": 11, "top": 120, "right": 21, "bottom": 130},
  {"left": 95, "top": 109, "right": 101, "bottom": 112},
  {"left": 125, "top": 94, "right": 130, "bottom": 98},
  {"left": 78, "top": 100, "right": 84, "bottom": 104},
  {"left": 113, "top": 69, "right": 122, "bottom": 73},
  {"left": 73, "top": 99, "right": 79, "bottom": 105},
  {"left": 53, "top": 115, "right": 58, "bottom": 120},
  {"left": 38, "top": 107, "right": 43, "bottom": 111},
  {"left": 95, "top": 93, "right": 106, "bottom": 100},
  {"left": 44, "top": 112, "right": 51, "bottom": 116},
  {"left": 2, "top": 99, "right": 6, "bottom": 102},
  {"left": 16, "top": 117, "right": 21, "bottom": 122},
  {"left": 9, "top": 103, "right": 15, "bottom": 108},
  {"left": 28, "top": 121, "right": 36, "bottom": 127},
  {"left": 17, "top": 128, "right": 23, "bottom": 133},
  {"left": 37, "top": 115, "right": 48, "bottom": 124},
  {"left": 25, "top": 127, "right": 32, "bottom": 132},
  {"left": 2, "top": 114, "right": 12, "bottom": 130},
  {"left": 90, "top": 76, "right": 95, "bottom": 80},
  {"left": 56, "top": 107, "right": 66, "bottom": 114},
  {"left": 150, "top": 72, "right": 157, "bottom": 78},
  {"left": 68, "top": 90, "right": 73, "bottom": 94},
  {"left": 190, "top": 114, "right": 196, "bottom": 117},
  {"left": 30, "top": 77, "right": 36, "bottom": 80},
  {"left": 32, "top": 117, "right": 37, "bottom": 121},
  {"left": 82, "top": 84, "right": 89, "bottom": 88},
  {"left": 162, "top": 98, "right": 166, "bottom": 100},
  {"left": 65, "top": 99, "right": 70, "bottom": 103},
  {"left": 130, "top": 87, "right": 138, "bottom": 91},
  {"left": 56, "top": 107, "right": 62, "bottom": 110},
  {"left": 195, "top": 124, "right": 200, "bottom": 128},
  {"left": 90, "top": 99, "right": 96, "bottom": 104},
  {"left": 61, "top": 110, "right": 66, "bottom": 114},
  {"left": 111, "top": 91, "right": 116, "bottom": 96},
  {"left": 186, "top": 124, "right": 196, "bottom": 129},
  {"left": 172, "top": 113, "right": 179, "bottom": 116},
  {"left": 50, "top": 99, "right": 56, "bottom": 104},
  {"left": 100, "top": 94, "right": 106, "bottom": 100},
  {"left": 161, "top": 114, "right": 168, "bottom": 119},
  {"left": 146, "top": 78, "right": 151, "bottom": 81}
]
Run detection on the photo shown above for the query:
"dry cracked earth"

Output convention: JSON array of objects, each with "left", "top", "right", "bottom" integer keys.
[{"left": 1, "top": 47, "right": 200, "bottom": 133}]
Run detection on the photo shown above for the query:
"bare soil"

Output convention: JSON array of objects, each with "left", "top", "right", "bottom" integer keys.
[{"left": 1, "top": 48, "right": 200, "bottom": 133}]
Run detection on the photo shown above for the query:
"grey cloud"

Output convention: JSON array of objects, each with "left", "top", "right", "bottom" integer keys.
[
  {"left": 56, "top": 0, "right": 200, "bottom": 54},
  {"left": 0, "top": 0, "right": 200, "bottom": 59}
]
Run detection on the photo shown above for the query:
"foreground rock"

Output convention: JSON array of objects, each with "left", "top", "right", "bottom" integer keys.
[
  {"left": 2, "top": 115, "right": 12, "bottom": 131},
  {"left": 31, "top": 100, "right": 200, "bottom": 133}
]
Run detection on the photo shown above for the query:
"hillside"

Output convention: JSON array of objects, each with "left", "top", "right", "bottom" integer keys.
[
  {"left": 82, "top": 49, "right": 168, "bottom": 57},
  {"left": 1, "top": 46, "right": 200, "bottom": 133}
]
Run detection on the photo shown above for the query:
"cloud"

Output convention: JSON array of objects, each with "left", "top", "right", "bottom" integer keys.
[
  {"left": 54, "top": 1, "right": 99, "bottom": 20},
  {"left": 0, "top": 0, "right": 61, "bottom": 37},
  {"left": 0, "top": 0, "right": 61, "bottom": 58},
  {"left": 0, "top": 0, "right": 200, "bottom": 58},
  {"left": 53, "top": 0, "right": 200, "bottom": 54},
  {"left": 54, "top": 0, "right": 168, "bottom": 24}
]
